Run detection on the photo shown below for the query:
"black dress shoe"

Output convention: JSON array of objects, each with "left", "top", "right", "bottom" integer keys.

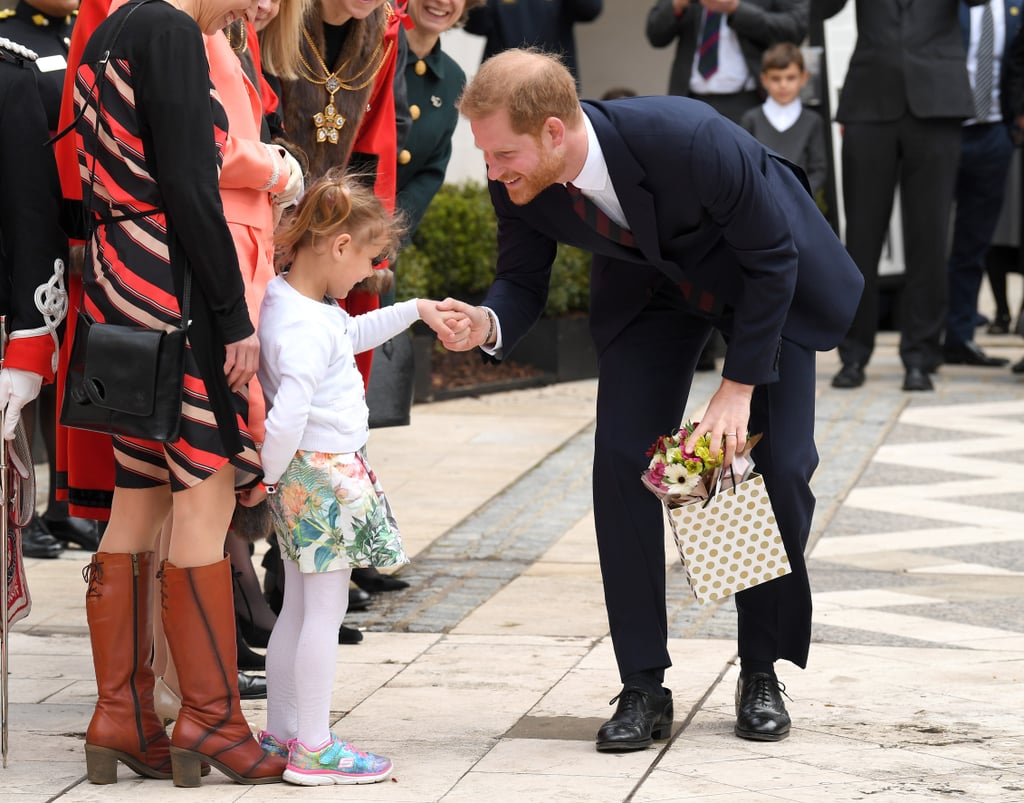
[
  {"left": 902, "top": 366, "right": 933, "bottom": 391},
  {"left": 735, "top": 673, "right": 790, "bottom": 741},
  {"left": 237, "top": 671, "right": 267, "bottom": 700},
  {"left": 831, "top": 363, "right": 865, "bottom": 389},
  {"left": 42, "top": 513, "right": 102, "bottom": 551},
  {"left": 595, "top": 687, "right": 673, "bottom": 752},
  {"left": 987, "top": 312, "right": 1012, "bottom": 335},
  {"left": 20, "top": 515, "right": 63, "bottom": 559},
  {"left": 339, "top": 624, "right": 364, "bottom": 644},
  {"left": 349, "top": 587, "right": 372, "bottom": 611},
  {"left": 236, "top": 620, "right": 267, "bottom": 670},
  {"left": 943, "top": 340, "right": 1009, "bottom": 367},
  {"left": 351, "top": 567, "right": 410, "bottom": 593}
]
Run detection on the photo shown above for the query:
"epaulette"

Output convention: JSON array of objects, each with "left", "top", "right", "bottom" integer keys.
[
  {"left": 0, "top": 36, "right": 39, "bottom": 64},
  {"left": 0, "top": 9, "right": 16, "bottom": 20}
]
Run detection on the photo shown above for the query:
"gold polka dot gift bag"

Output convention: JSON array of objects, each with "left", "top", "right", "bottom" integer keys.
[{"left": 666, "top": 470, "right": 790, "bottom": 604}]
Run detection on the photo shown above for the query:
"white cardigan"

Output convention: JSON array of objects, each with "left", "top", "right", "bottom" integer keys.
[{"left": 257, "top": 276, "right": 421, "bottom": 485}]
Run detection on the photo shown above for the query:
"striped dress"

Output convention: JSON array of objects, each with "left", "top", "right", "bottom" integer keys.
[{"left": 73, "top": 0, "right": 261, "bottom": 491}]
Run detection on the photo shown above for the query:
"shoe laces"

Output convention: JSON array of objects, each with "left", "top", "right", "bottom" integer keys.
[
  {"left": 752, "top": 675, "right": 791, "bottom": 706},
  {"left": 608, "top": 688, "right": 648, "bottom": 709}
]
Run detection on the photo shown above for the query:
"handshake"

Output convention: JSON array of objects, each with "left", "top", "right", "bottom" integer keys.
[{"left": 417, "top": 299, "right": 500, "bottom": 352}]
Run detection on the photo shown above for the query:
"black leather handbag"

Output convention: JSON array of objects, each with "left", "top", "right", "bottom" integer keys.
[
  {"left": 60, "top": 272, "right": 189, "bottom": 443},
  {"left": 58, "top": 0, "right": 188, "bottom": 444}
]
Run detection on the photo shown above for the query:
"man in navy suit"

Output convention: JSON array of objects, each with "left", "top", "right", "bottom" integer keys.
[
  {"left": 942, "top": 0, "right": 1022, "bottom": 368},
  {"left": 439, "top": 48, "right": 862, "bottom": 749}
]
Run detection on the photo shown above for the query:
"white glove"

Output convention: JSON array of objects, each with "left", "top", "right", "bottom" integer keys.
[
  {"left": 0, "top": 367, "right": 43, "bottom": 440},
  {"left": 274, "top": 146, "right": 305, "bottom": 208}
]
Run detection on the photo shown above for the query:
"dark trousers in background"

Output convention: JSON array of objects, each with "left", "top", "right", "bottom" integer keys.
[
  {"left": 838, "top": 115, "right": 963, "bottom": 371},
  {"left": 946, "top": 122, "right": 1015, "bottom": 346}
]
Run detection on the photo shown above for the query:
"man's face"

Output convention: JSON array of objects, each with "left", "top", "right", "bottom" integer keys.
[{"left": 471, "top": 110, "right": 565, "bottom": 206}]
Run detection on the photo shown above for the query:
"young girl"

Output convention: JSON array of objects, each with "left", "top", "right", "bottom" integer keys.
[{"left": 241, "top": 171, "right": 457, "bottom": 785}]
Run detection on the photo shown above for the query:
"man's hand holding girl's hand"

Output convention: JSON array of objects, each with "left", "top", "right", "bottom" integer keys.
[{"left": 420, "top": 298, "right": 484, "bottom": 350}]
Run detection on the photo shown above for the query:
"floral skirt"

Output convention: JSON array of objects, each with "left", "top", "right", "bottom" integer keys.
[{"left": 269, "top": 450, "right": 408, "bottom": 574}]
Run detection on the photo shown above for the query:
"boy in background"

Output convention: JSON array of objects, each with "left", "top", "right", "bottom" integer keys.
[{"left": 741, "top": 42, "right": 827, "bottom": 205}]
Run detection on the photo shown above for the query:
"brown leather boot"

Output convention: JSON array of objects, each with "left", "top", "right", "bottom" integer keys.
[
  {"left": 84, "top": 552, "right": 173, "bottom": 783},
  {"left": 161, "top": 558, "right": 285, "bottom": 787}
]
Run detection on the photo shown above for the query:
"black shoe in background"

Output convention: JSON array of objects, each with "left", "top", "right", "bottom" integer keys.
[
  {"left": 42, "top": 512, "right": 102, "bottom": 551},
  {"left": 21, "top": 515, "right": 63, "bottom": 559},
  {"left": 351, "top": 567, "right": 410, "bottom": 593},
  {"left": 943, "top": 340, "right": 1009, "bottom": 367},
  {"left": 339, "top": 625, "right": 364, "bottom": 645},
  {"left": 237, "top": 672, "right": 267, "bottom": 700},
  {"left": 349, "top": 587, "right": 372, "bottom": 611},
  {"left": 831, "top": 363, "right": 865, "bottom": 389},
  {"left": 902, "top": 366, "right": 934, "bottom": 391}
]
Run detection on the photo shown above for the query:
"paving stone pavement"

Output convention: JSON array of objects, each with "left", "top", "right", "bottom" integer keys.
[{"left": 3, "top": 333, "right": 1024, "bottom": 802}]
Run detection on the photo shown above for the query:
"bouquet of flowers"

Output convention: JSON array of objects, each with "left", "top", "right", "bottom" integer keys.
[{"left": 641, "top": 421, "right": 761, "bottom": 508}]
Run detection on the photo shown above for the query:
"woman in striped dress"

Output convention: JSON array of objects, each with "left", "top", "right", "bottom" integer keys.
[{"left": 71, "top": 0, "right": 286, "bottom": 788}]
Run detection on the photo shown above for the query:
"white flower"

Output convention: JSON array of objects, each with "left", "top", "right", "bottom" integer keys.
[{"left": 663, "top": 464, "right": 699, "bottom": 493}]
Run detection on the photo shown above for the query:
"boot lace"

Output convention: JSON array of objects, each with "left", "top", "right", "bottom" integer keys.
[{"left": 82, "top": 560, "right": 103, "bottom": 599}]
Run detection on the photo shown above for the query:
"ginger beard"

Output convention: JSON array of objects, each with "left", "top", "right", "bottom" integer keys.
[{"left": 498, "top": 136, "right": 566, "bottom": 206}]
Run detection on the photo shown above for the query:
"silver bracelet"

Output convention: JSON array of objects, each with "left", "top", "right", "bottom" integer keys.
[{"left": 484, "top": 308, "right": 496, "bottom": 346}]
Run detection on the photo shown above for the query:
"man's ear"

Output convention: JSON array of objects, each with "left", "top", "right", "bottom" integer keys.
[{"left": 544, "top": 116, "right": 566, "bottom": 147}]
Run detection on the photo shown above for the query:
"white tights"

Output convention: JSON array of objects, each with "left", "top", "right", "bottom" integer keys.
[{"left": 265, "top": 560, "right": 351, "bottom": 748}]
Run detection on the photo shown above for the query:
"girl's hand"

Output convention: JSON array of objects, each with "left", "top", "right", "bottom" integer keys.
[
  {"left": 419, "top": 298, "right": 480, "bottom": 350},
  {"left": 224, "top": 332, "right": 260, "bottom": 392},
  {"left": 685, "top": 378, "right": 753, "bottom": 468}
]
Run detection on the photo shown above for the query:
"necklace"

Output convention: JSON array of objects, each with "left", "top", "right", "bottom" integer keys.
[
  {"left": 224, "top": 20, "right": 248, "bottom": 55},
  {"left": 298, "top": 27, "right": 392, "bottom": 144}
]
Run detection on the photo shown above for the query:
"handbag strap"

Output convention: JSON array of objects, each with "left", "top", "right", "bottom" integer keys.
[{"left": 76, "top": 0, "right": 192, "bottom": 326}]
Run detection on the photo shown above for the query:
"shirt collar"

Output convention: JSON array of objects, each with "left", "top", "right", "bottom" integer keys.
[{"left": 567, "top": 112, "right": 610, "bottom": 193}]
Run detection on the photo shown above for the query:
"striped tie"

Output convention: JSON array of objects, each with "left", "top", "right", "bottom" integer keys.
[
  {"left": 565, "top": 183, "right": 636, "bottom": 248},
  {"left": 697, "top": 11, "right": 723, "bottom": 80},
  {"left": 973, "top": 4, "right": 995, "bottom": 120}
]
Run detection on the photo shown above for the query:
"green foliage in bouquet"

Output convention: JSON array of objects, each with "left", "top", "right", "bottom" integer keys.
[{"left": 395, "top": 180, "right": 592, "bottom": 316}]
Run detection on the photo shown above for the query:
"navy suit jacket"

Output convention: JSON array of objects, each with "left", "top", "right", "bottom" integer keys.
[{"left": 482, "top": 96, "right": 863, "bottom": 388}]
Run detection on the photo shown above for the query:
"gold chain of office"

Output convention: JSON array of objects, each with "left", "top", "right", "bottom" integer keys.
[{"left": 297, "top": 28, "right": 392, "bottom": 144}]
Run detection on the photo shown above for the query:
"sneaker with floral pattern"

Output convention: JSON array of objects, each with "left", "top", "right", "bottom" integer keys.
[
  {"left": 283, "top": 734, "right": 392, "bottom": 786},
  {"left": 258, "top": 730, "right": 290, "bottom": 759}
]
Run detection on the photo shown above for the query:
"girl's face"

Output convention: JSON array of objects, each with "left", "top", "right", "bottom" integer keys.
[
  {"left": 407, "top": 0, "right": 467, "bottom": 37},
  {"left": 195, "top": 0, "right": 257, "bottom": 34},
  {"left": 326, "top": 232, "right": 389, "bottom": 299}
]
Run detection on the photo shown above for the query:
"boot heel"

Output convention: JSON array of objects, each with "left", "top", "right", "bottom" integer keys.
[
  {"left": 170, "top": 747, "right": 203, "bottom": 788},
  {"left": 651, "top": 724, "right": 670, "bottom": 740},
  {"left": 84, "top": 745, "right": 119, "bottom": 784}
]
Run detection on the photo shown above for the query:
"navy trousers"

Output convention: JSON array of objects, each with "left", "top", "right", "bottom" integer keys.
[
  {"left": 591, "top": 276, "right": 816, "bottom": 683},
  {"left": 946, "top": 122, "right": 1015, "bottom": 346}
]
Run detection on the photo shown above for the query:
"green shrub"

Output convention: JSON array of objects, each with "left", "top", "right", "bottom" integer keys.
[{"left": 396, "top": 180, "right": 591, "bottom": 316}]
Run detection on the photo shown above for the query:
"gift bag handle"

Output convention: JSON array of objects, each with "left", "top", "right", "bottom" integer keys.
[{"left": 703, "top": 464, "right": 737, "bottom": 508}]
